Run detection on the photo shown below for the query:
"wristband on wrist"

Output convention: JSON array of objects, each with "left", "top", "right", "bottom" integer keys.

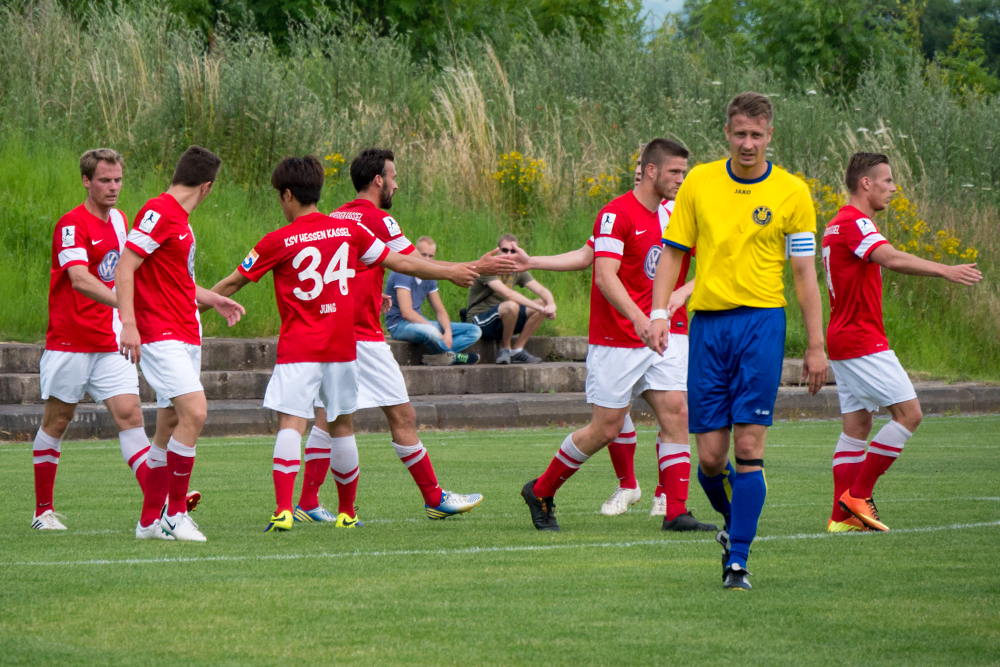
[{"left": 650, "top": 309, "right": 668, "bottom": 322}]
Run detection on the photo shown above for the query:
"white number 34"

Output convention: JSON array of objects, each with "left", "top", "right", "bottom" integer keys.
[{"left": 292, "top": 243, "right": 354, "bottom": 301}]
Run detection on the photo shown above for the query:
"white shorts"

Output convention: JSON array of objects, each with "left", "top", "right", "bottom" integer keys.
[
  {"left": 139, "top": 340, "right": 203, "bottom": 409},
  {"left": 585, "top": 337, "right": 688, "bottom": 409},
  {"left": 266, "top": 361, "right": 358, "bottom": 420},
  {"left": 39, "top": 350, "right": 139, "bottom": 404},
  {"left": 830, "top": 350, "right": 917, "bottom": 414},
  {"left": 316, "top": 341, "right": 409, "bottom": 411}
]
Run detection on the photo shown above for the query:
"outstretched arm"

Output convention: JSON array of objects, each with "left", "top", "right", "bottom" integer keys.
[
  {"left": 196, "top": 285, "right": 245, "bottom": 327},
  {"left": 67, "top": 265, "right": 118, "bottom": 308},
  {"left": 791, "top": 255, "right": 828, "bottom": 395},
  {"left": 381, "top": 251, "right": 478, "bottom": 287},
  {"left": 512, "top": 242, "right": 594, "bottom": 272},
  {"left": 869, "top": 245, "right": 982, "bottom": 285}
]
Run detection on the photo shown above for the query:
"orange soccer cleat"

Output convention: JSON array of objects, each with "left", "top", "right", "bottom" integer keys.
[
  {"left": 826, "top": 515, "right": 870, "bottom": 533},
  {"left": 839, "top": 490, "right": 889, "bottom": 532}
]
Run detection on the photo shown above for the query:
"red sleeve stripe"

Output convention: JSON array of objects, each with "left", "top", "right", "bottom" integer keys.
[
  {"left": 594, "top": 237, "right": 624, "bottom": 256},
  {"left": 387, "top": 237, "right": 413, "bottom": 253},
  {"left": 855, "top": 234, "right": 888, "bottom": 260},
  {"left": 360, "top": 239, "right": 389, "bottom": 265},
  {"left": 126, "top": 229, "right": 159, "bottom": 255}
]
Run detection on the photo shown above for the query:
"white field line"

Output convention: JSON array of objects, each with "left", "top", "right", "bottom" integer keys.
[{"left": 5, "top": 520, "right": 998, "bottom": 568}]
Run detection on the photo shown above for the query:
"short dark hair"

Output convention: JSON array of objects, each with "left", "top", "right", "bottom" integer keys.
[
  {"left": 171, "top": 146, "right": 221, "bottom": 186},
  {"left": 271, "top": 156, "right": 324, "bottom": 206},
  {"left": 640, "top": 138, "right": 689, "bottom": 174},
  {"left": 726, "top": 92, "right": 773, "bottom": 125},
  {"left": 80, "top": 148, "right": 123, "bottom": 179},
  {"left": 845, "top": 152, "right": 890, "bottom": 193},
  {"left": 350, "top": 148, "right": 395, "bottom": 192}
]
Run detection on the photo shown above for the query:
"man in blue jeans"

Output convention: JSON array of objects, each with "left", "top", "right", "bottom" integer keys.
[{"left": 385, "top": 236, "right": 482, "bottom": 366}]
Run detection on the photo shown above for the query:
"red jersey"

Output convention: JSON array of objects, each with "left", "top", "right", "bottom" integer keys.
[
  {"left": 589, "top": 191, "right": 664, "bottom": 347},
  {"left": 125, "top": 193, "right": 200, "bottom": 346},
  {"left": 821, "top": 205, "right": 891, "bottom": 360},
  {"left": 586, "top": 198, "right": 691, "bottom": 340},
  {"left": 46, "top": 204, "right": 129, "bottom": 352},
  {"left": 238, "top": 212, "right": 389, "bottom": 364},
  {"left": 330, "top": 199, "right": 415, "bottom": 342}
]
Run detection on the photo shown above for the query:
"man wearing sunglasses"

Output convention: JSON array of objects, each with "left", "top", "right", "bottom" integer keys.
[{"left": 465, "top": 234, "right": 555, "bottom": 364}]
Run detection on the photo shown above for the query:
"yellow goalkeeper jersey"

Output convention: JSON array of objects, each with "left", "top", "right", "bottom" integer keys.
[{"left": 662, "top": 159, "right": 816, "bottom": 312}]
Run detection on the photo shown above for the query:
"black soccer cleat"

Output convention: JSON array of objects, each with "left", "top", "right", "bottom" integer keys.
[
  {"left": 521, "top": 479, "right": 560, "bottom": 531},
  {"left": 662, "top": 511, "right": 718, "bottom": 533},
  {"left": 723, "top": 564, "right": 753, "bottom": 591}
]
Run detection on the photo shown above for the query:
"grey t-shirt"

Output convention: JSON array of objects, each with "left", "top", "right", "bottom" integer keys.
[
  {"left": 384, "top": 272, "right": 439, "bottom": 329},
  {"left": 465, "top": 271, "right": 534, "bottom": 317}
]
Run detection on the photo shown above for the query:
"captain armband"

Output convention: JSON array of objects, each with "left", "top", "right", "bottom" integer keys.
[{"left": 785, "top": 232, "right": 816, "bottom": 259}]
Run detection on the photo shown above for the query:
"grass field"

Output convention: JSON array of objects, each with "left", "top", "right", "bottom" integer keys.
[{"left": 2, "top": 417, "right": 999, "bottom": 665}]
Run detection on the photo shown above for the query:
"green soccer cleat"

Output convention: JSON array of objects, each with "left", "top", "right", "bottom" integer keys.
[{"left": 265, "top": 509, "right": 293, "bottom": 533}]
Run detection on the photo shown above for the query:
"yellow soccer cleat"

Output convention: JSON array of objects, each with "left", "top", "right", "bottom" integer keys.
[
  {"left": 839, "top": 490, "right": 890, "bottom": 532},
  {"left": 827, "top": 516, "right": 870, "bottom": 533},
  {"left": 335, "top": 513, "right": 363, "bottom": 528},
  {"left": 265, "top": 509, "right": 294, "bottom": 533}
]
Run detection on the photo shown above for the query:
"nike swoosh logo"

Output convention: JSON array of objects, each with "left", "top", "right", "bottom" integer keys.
[
  {"left": 679, "top": 478, "right": 689, "bottom": 482},
  {"left": 91, "top": 239, "right": 102, "bottom": 245},
  {"left": 179, "top": 234, "right": 189, "bottom": 240},
  {"left": 173, "top": 471, "right": 191, "bottom": 477},
  {"left": 635, "top": 230, "right": 646, "bottom": 235}
]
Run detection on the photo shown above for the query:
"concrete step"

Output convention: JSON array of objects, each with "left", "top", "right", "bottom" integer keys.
[
  {"left": 0, "top": 336, "right": 588, "bottom": 374},
  {"left": 2, "top": 382, "right": 997, "bottom": 441},
  {"left": 0, "top": 363, "right": 589, "bottom": 404}
]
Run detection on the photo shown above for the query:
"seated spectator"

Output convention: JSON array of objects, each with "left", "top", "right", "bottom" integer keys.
[
  {"left": 465, "top": 234, "right": 555, "bottom": 364},
  {"left": 385, "top": 236, "right": 482, "bottom": 366}
]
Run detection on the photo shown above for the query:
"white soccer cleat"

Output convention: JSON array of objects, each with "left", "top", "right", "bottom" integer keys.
[
  {"left": 31, "top": 510, "right": 67, "bottom": 530},
  {"left": 160, "top": 512, "right": 207, "bottom": 542},
  {"left": 600, "top": 485, "right": 642, "bottom": 516},
  {"left": 135, "top": 519, "right": 175, "bottom": 540},
  {"left": 650, "top": 494, "right": 666, "bottom": 517}
]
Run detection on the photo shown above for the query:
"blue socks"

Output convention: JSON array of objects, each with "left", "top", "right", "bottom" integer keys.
[
  {"left": 697, "top": 461, "right": 735, "bottom": 532},
  {"left": 727, "top": 469, "right": 767, "bottom": 569}
]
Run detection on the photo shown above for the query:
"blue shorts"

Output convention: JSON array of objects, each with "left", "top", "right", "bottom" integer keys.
[{"left": 688, "top": 307, "right": 785, "bottom": 433}]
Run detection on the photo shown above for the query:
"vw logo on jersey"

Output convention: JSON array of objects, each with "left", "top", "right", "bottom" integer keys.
[
  {"left": 98, "top": 249, "right": 120, "bottom": 282},
  {"left": 752, "top": 206, "right": 773, "bottom": 226},
  {"left": 644, "top": 245, "right": 662, "bottom": 280},
  {"left": 187, "top": 243, "right": 196, "bottom": 278}
]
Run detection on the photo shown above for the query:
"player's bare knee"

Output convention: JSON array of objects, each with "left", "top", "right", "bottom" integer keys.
[
  {"left": 385, "top": 402, "right": 416, "bottom": 430},
  {"left": 698, "top": 451, "right": 727, "bottom": 476}
]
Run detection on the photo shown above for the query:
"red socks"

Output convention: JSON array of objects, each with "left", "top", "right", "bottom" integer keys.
[
  {"left": 330, "top": 435, "right": 360, "bottom": 516},
  {"left": 140, "top": 445, "right": 169, "bottom": 527},
  {"left": 272, "top": 428, "right": 302, "bottom": 515},
  {"left": 165, "top": 437, "right": 195, "bottom": 516},
  {"left": 534, "top": 434, "right": 590, "bottom": 498},
  {"left": 393, "top": 441, "right": 443, "bottom": 507},
  {"left": 658, "top": 440, "right": 691, "bottom": 521},
  {"left": 850, "top": 421, "right": 912, "bottom": 499},
  {"left": 608, "top": 424, "right": 638, "bottom": 489},
  {"left": 32, "top": 429, "right": 61, "bottom": 515},
  {"left": 298, "top": 426, "right": 332, "bottom": 511},
  {"left": 831, "top": 433, "right": 866, "bottom": 521}
]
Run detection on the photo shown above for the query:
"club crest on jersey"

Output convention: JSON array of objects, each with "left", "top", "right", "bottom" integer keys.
[
  {"left": 61, "top": 226, "right": 75, "bottom": 247},
  {"left": 138, "top": 210, "right": 161, "bottom": 233},
  {"left": 383, "top": 216, "right": 401, "bottom": 236},
  {"left": 98, "top": 249, "right": 120, "bottom": 282},
  {"left": 644, "top": 245, "right": 662, "bottom": 280},
  {"left": 600, "top": 212, "right": 616, "bottom": 235},
  {"left": 241, "top": 249, "right": 258, "bottom": 271},
  {"left": 752, "top": 206, "right": 773, "bottom": 227},
  {"left": 856, "top": 218, "right": 877, "bottom": 235}
]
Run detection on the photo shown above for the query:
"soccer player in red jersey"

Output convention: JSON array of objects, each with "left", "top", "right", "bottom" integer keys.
[
  {"left": 519, "top": 139, "right": 715, "bottom": 532},
  {"left": 513, "top": 166, "right": 711, "bottom": 531},
  {"left": 822, "top": 152, "right": 982, "bottom": 532},
  {"left": 302, "top": 148, "right": 514, "bottom": 521},
  {"left": 116, "top": 146, "right": 245, "bottom": 542},
  {"left": 209, "top": 156, "right": 478, "bottom": 531},
  {"left": 31, "top": 149, "right": 152, "bottom": 530}
]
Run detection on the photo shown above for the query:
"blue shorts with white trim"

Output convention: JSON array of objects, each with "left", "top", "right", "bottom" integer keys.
[{"left": 688, "top": 306, "right": 785, "bottom": 433}]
